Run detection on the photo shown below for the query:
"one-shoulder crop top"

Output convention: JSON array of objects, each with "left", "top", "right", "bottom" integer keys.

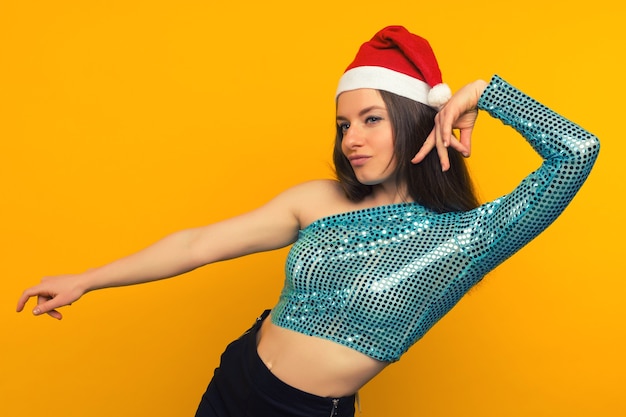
[{"left": 270, "top": 75, "right": 600, "bottom": 362}]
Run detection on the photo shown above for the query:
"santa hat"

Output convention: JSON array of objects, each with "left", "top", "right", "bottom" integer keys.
[{"left": 336, "top": 26, "right": 451, "bottom": 109}]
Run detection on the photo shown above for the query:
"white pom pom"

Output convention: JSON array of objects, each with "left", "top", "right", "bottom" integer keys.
[{"left": 427, "top": 83, "right": 451, "bottom": 109}]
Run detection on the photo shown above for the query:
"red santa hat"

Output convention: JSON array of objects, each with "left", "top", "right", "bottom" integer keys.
[{"left": 336, "top": 26, "right": 451, "bottom": 109}]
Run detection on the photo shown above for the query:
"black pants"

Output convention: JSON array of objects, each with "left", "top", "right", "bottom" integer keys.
[{"left": 194, "top": 310, "right": 356, "bottom": 417}]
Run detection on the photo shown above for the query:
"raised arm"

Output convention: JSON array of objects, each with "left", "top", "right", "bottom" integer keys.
[
  {"left": 466, "top": 75, "right": 600, "bottom": 268},
  {"left": 16, "top": 184, "right": 306, "bottom": 319},
  {"left": 413, "top": 75, "right": 599, "bottom": 275}
]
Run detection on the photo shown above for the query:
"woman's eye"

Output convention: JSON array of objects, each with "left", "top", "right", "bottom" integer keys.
[
  {"left": 338, "top": 123, "right": 350, "bottom": 132},
  {"left": 366, "top": 116, "right": 381, "bottom": 124}
]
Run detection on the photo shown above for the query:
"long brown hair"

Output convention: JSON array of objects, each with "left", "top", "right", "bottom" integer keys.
[{"left": 333, "top": 90, "right": 480, "bottom": 213}]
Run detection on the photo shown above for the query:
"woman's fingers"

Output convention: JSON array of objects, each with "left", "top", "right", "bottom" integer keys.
[
  {"left": 17, "top": 275, "right": 83, "bottom": 319},
  {"left": 412, "top": 131, "right": 436, "bottom": 163},
  {"left": 16, "top": 285, "right": 43, "bottom": 313},
  {"left": 412, "top": 126, "right": 464, "bottom": 170},
  {"left": 413, "top": 80, "right": 486, "bottom": 168},
  {"left": 435, "top": 134, "right": 451, "bottom": 171},
  {"left": 414, "top": 115, "right": 467, "bottom": 171},
  {"left": 35, "top": 294, "right": 63, "bottom": 319},
  {"left": 457, "top": 125, "right": 474, "bottom": 157}
]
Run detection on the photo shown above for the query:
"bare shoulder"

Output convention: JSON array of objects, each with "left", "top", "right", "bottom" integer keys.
[
  {"left": 285, "top": 179, "right": 345, "bottom": 198},
  {"left": 205, "top": 180, "right": 350, "bottom": 255},
  {"left": 279, "top": 180, "right": 356, "bottom": 228},
  {"left": 280, "top": 179, "right": 347, "bottom": 208}
]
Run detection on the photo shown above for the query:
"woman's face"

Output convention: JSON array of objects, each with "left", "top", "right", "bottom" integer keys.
[{"left": 337, "top": 88, "right": 396, "bottom": 186}]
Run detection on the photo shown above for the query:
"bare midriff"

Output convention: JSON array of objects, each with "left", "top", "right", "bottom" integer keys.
[{"left": 256, "top": 312, "right": 389, "bottom": 398}]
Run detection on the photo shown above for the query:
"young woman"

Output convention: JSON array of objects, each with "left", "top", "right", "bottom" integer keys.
[{"left": 16, "top": 26, "right": 599, "bottom": 417}]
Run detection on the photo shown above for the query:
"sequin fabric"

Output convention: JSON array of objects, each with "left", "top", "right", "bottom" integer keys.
[{"left": 271, "top": 75, "right": 600, "bottom": 362}]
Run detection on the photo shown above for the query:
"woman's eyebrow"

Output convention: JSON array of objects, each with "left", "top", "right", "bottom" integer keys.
[{"left": 336, "top": 106, "right": 387, "bottom": 121}]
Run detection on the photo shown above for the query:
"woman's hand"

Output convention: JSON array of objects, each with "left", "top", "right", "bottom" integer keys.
[
  {"left": 412, "top": 79, "right": 488, "bottom": 171},
  {"left": 16, "top": 274, "right": 88, "bottom": 320}
]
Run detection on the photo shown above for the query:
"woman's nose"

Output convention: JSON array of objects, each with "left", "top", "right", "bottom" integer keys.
[{"left": 343, "top": 125, "right": 364, "bottom": 147}]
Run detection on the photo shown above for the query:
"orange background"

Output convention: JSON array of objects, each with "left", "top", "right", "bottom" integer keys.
[{"left": 1, "top": 1, "right": 623, "bottom": 416}]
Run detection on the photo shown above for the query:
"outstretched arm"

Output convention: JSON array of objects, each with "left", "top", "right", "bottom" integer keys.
[{"left": 16, "top": 186, "right": 304, "bottom": 319}]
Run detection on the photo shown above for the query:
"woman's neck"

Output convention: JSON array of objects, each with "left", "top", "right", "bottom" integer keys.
[{"left": 369, "top": 182, "right": 412, "bottom": 206}]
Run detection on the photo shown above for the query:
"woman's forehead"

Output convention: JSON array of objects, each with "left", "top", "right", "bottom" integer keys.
[{"left": 336, "top": 89, "right": 386, "bottom": 113}]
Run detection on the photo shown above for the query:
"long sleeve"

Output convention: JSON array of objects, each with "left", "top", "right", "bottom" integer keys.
[{"left": 466, "top": 75, "right": 600, "bottom": 273}]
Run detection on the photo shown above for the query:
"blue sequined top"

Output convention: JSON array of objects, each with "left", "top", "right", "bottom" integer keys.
[{"left": 271, "top": 75, "right": 600, "bottom": 362}]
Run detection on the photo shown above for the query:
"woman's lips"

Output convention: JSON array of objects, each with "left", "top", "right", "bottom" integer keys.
[{"left": 349, "top": 155, "right": 370, "bottom": 167}]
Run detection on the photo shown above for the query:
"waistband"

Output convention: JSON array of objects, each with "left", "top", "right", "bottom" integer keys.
[{"left": 244, "top": 310, "right": 356, "bottom": 416}]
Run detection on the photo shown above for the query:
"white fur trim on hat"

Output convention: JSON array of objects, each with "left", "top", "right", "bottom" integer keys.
[
  {"left": 427, "top": 83, "right": 451, "bottom": 109},
  {"left": 336, "top": 66, "right": 432, "bottom": 106}
]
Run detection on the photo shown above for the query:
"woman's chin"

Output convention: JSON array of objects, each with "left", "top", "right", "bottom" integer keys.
[{"left": 356, "top": 178, "right": 379, "bottom": 186}]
